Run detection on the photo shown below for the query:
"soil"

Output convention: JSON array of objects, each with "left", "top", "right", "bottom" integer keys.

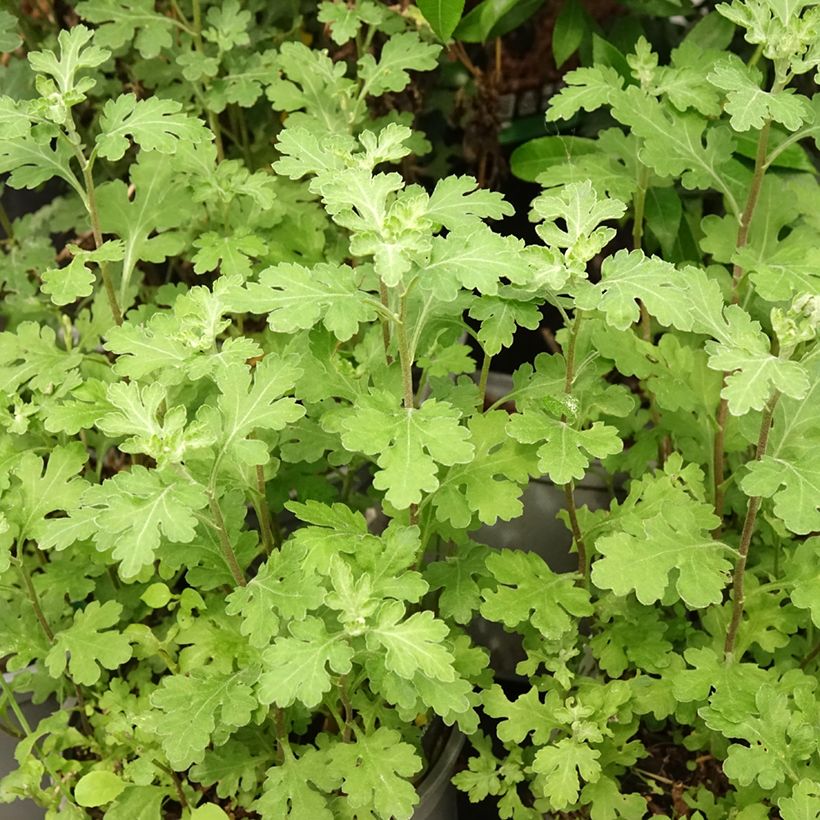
[
  {"left": 622, "top": 733, "right": 731, "bottom": 817},
  {"left": 454, "top": 714, "right": 735, "bottom": 819}
]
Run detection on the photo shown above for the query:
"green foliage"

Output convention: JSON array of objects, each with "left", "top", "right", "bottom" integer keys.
[
  {"left": 0, "top": 2, "right": 818, "bottom": 818},
  {"left": 417, "top": 0, "right": 467, "bottom": 40}
]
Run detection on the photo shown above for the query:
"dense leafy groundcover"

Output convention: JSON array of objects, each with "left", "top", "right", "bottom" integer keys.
[{"left": 0, "top": 0, "right": 818, "bottom": 818}]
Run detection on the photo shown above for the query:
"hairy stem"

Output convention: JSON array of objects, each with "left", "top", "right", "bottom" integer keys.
[
  {"left": 254, "top": 464, "right": 275, "bottom": 554},
  {"left": 478, "top": 353, "right": 492, "bottom": 408},
  {"left": 561, "top": 312, "right": 589, "bottom": 585},
  {"left": 379, "top": 280, "right": 393, "bottom": 365},
  {"left": 563, "top": 481, "right": 588, "bottom": 584},
  {"left": 724, "top": 391, "right": 780, "bottom": 659},
  {"left": 397, "top": 297, "right": 415, "bottom": 411},
  {"left": 208, "top": 492, "right": 247, "bottom": 587},
  {"left": 153, "top": 761, "right": 189, "bottom": 809},
  {"left": 800, "top": 641, "right": 820, "bottom": 670},
  {"left": 397, "top": 294, "right": 418, "bottom": 526},
  {"left": 631, "top": 164, "right": 649, "bottom": 254},
  {"left": 731, "top": 120, "right": 772, "bottom": 304},
  {"left": 714, "top": 117, "right": 774, "bottom": 518},
  {"left": 632, "top": 164, "right": 651, "bottom": 340},
  {"left": 13, "top": 551, "right": 54, "bottom": 643},
  {"left": 12, "top": 547, "right": 92, "bottom": 734},
  {"left": 339, "top": 676, "right": 354, "bottom": 742},
  {"left": 712, "top": 391, "right": 730, "bottom": 526},
  {"left": 79, "top": 160, "right": 123, "bottom": 325},
  {"left": 272, "top": 707, "right": 287, "bottom": 764},
  {"left": 191, "top": 0, "right": 224, "bottom": 161}
]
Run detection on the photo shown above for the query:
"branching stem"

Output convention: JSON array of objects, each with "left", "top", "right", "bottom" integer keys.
[
  {"left": 74, "top": 148, "right": 123, "bottom": 324},
  {"left": 714, "top": 114, "right": 775, "bottom": 519},
  {"left": 724, "top": 391, "right": 780, "bottom": 659},
  {"left": 731, "top": 120, "right": 772, "bottom": 304}
]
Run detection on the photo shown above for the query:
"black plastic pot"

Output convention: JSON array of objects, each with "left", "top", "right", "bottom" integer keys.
[
  {"left": 414, "top": 727, "right": 465, "bottom": 820},
  {"left": 0, "top": 670, "right": 56, "bottom": 820}
]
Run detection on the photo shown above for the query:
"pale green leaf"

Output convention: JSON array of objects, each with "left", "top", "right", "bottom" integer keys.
[
  {"left": 480, "top": 550, "right": 593, "bottom": 639},
  {"left": 258, "top": 617, "right": 353, "bottom": 708},
  {"left": 151, "top": 667, "right": 259, "bottom": 769},
  {"left": 74, "top": 771, "right": 126, "bottom": 807},
  {"left": 333, "top": 393, "right": 474, "bottom": 509},
  {"left": 532, "top": 738, "right": 601, "bottom": 811},
  {"left": 358, "top": 32, "right": 440, "bottom": 97},
  {"left": 367, "top": 600, "right": 455, "bottom": 681},
  {"left": 46, "top": 601, "right": 132, "bottom": 685},
  {"left": 331, "top": 727, "right": 422, "bottom": 819},
  {"left": 96, "top": 93, "right": 211, "bottom": 161}
]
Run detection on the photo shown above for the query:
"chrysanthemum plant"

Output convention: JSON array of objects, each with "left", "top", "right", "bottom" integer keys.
[{"left": 0, "top": 0, "right": 818, "bottom": 818}]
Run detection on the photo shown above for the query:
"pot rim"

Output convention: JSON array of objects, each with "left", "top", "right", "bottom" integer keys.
[{"left": 415, "top": 725, "right": 464, "bottom": 808}]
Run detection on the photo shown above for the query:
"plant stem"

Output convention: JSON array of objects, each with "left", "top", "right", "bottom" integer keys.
[
  {"left": 272, "top": 707, "right": 287, "bottom": 764},
  {"left": 712, "top": 391, "right": 730, "bottom": 525},
  {"left": 379, "top": 280, "right": 393, "bottom": 365},
  {"left": 632, "top": 164, "right": 649, "bottom": 253},
  {"left": 800, "top": 641, "right": 820, "bottom": 670},
  {"left": 0, "top": 719, "right": 23, "bottom": 739},
  {"left": 237, "top": 104, "right": 253, "bottom": 169},
  {"left": 397, "top": 297, "right": 415, "bottom": 411},
  {"left": 79, "top": 160, "right": 123, "bottom": 325},
  {"left": 338, "top": 676, "right": 353, "bottom": 742},
  {"left": 0, "top": 201, "right": 14, "bottom": 241},
  {"left": 13, "top": 553, "right": 54, "bottom": 643},
  {"left": 397, "top": 293, "right": 418, "bottom": 527},
  {"left": 563, "top": 481, "right": 588, "bottom": 584},
  {"left": 208, "top": 492, "right": 247, "bottom": 587},
  {"left": 731, "top": 121, "right": 772, "bottom": 304},
  {"left": 153, "top": 760, "right": 189, "bottom": 809},
  {"left": 11, "top": 550, "right": 92, "bottom": 735},
  {"left": 723, "top": 391, "right": 780, "bottom": 659},
  {"left": 632, "top": 163, "right": 652, "bottom": 341},
  {"left": 478, "top": 353, "right": 492, "bottom": 408},
  {"left": 191, "top": 0, "right": 224, "bottom": 161},
  {"left": 714, "top": 116, "right": 774, "bottom": 518},
  {"left": 633, "top": 767, "right": 677, "bottom": 787},
  {"left": 326, "top": 698, "right": 347, "bottom": 739},
  {"left": 561, "top": 312, "right": 589, "bottom": 585},
  {"left": 563, "top": 311, "right": 582, "bottom": 395},
  {"left": 254, "top": 464, "right": 275, "bottom": 554},
  {"left": 631, "top": 165, "right": 670, "bottom": 463}
]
